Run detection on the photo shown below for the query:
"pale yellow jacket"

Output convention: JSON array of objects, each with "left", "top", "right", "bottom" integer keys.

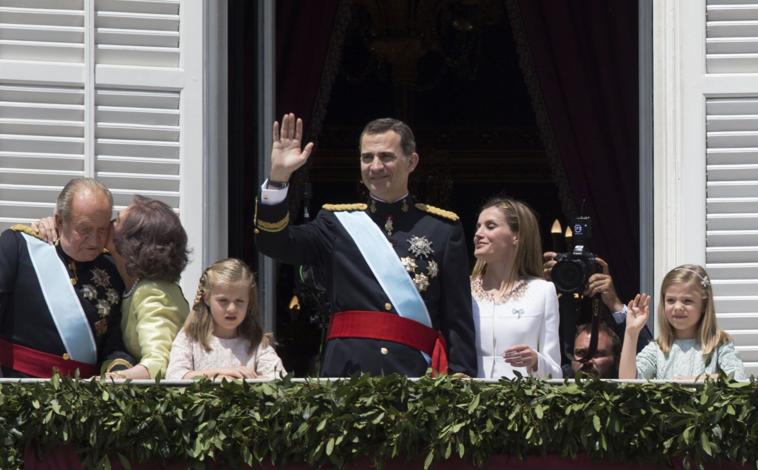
[{"left": 121, "top": 280, "right": 189, "bottom": 378}]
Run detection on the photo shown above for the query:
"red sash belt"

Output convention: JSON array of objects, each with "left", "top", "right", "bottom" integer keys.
[
  {"left": 0, "top": 338, "right": 97, "bottom": 378},
  {"left": 326, "top": 310, "right": 448, "bottom": 375}
]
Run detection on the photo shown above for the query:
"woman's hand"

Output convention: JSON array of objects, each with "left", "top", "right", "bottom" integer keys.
[
  {"left": 625, "top": 293, "right": 651, "bottom": 334},
  {"left": 31, "top": 216, "right": 58, "bottom": 244},
  {"left": 504, "top": 344, "right": 538, "bottom": 372},
  {"left": 106, "top": 364, "right": 150, "bottom": 380}
]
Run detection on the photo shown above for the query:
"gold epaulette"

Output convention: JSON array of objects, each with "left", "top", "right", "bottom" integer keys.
[
  {"left": 415, "top": 203, "right": 459, "bottom": 221},
  {"left": 10, "top": 224, "right": 44, "bottom": 240},
  {"left": 322, "top": 203, "right": 368, "bottom": 212}
]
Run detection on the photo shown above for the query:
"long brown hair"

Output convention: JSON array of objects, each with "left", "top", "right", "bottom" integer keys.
[
  {"left": 183, "top": 258, "right": 268, "bottom": 353},
  {"left": 657, "top": 264, "right": 730, "bottom": 359},
  {"left": 471, "top": 197, "right": 543, "bottom": 282}
]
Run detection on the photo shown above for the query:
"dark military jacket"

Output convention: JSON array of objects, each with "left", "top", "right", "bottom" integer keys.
[
  {"left": 255, "top": 194, "right": 477, "bottom": 377},
  {"left": 0, "top": 227, "right": 131, "bottom": 378}
]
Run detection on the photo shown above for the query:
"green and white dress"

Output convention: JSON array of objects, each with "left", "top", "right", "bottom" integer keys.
[{"left": 636, "top": 339, "right": 747, "bottom": 380}]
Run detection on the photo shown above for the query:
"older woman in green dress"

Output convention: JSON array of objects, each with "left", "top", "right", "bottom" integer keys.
[{"left": 106, "top": 195, "right": 189, "bottom": 379}]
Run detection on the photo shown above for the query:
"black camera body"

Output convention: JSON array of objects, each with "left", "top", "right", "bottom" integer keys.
[{"left": 551, "top": 216, "right": 600, "bottom": 294}]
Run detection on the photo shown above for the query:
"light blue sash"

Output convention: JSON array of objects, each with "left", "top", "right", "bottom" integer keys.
[
  {"left": 22, "top": 234, "right": 97, "bottom": 364},
  {"left": 334, "top": 211, "right": 432, "bottom": 328}
]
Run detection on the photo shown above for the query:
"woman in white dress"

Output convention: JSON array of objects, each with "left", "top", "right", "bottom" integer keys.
[{"left": 471, "top": 197, "right": 562, "bottom": 379}]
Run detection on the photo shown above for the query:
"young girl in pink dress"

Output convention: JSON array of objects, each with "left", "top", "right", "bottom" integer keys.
[{"left": 166, "top": 258, "right": 285, "bottom": 380}]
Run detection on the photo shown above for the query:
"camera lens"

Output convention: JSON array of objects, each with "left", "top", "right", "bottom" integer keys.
[{"left": 552, "top": 260, "right": 585, "bottom": 293}]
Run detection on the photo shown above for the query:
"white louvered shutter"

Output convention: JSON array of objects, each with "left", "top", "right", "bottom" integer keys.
[
  {"left": 0, "top": 0, "right": 204, "bottom": 299},
  {"left": 705, "top": 1, "right": 758, "bottom": 375},
  {"left": 706, "top": 100, "right": 758, "bottom": 375}
]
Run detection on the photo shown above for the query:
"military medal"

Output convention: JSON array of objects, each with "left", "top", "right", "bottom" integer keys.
[
  {"left": 96, "top": 299, "right": 111, "bottom": 317},
  {"left": 413, "top": 273, "right": 430, "bottom": 292},
  {"left": 91, "top": 267, "right": 111, "bottom": 288},
  {"left": 401, "top": 198, "right": 409, "bottom": 212},
  {"left": 369, "top": 199, "right": 377, "bottom": 213},
  {"left": 106, "top": 288, "right": 120, "bottom": 305},
  {"left": 427, "top": 260, "right": 439, "bottom": 278},
  {"left": 400, "top": 256, "right": 417, "bottom": 273},
  {"left": 81, "top": 284, "right": 97, "bottom": 301},
  {"left": 408, "top": 236, "right": 434, "bottom": 259},
  {"left": 384, "top": 215, "right": 394, "bottom": 237}
]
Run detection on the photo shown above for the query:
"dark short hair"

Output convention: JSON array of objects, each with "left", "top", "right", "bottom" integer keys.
[
  {"left": 114, "top": 195, "right": 189, "bottom": 282},
  {"left": 574, "top": 322, "right": 622, "bottom": 361},
  {"left": 360, "top": 118, "right": 416, "bottom": 156}
]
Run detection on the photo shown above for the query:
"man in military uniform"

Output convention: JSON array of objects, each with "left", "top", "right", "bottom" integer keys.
[
  {"left": 0, "top": 177, "right": 131, "bottom": 378},
  {"left": 255, "top": 113, "right": 477, "bottom": 377}
]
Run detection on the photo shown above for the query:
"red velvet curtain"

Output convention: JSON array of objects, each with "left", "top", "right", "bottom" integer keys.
[
  {"left": 513, "top": 0, "right": 640, "bottom": 299},
  {"left": 276, "top": 0, "right": 341, "bottom": 139}
]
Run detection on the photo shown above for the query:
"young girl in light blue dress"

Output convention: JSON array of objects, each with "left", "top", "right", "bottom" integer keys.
[{"left": 619, "top": 264, "right": 746, "bottom": 380}]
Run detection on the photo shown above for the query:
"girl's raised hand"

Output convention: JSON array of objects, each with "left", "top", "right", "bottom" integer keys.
[{"left": 625, "top": 293, "right": 651, "bottom": 333}]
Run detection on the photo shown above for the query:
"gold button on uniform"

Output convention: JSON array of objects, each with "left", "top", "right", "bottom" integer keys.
[
  {"left": 380, "top": 347, "right": 389, "bottom": 355},
  {"left": 384, "top": 303, "right": 392, "bottom": 311}
]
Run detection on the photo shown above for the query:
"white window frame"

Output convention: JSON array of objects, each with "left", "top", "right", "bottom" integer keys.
[
  {"left": 653, "top": 0, "right": 708, "bottom": 308},
  {"left": 654, "top": 0, "right": 758, "bottom": 376}
]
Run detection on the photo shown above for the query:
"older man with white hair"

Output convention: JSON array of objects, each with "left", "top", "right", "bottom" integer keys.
[{"left": 0, "top": 177, "right": 131, "bottom": 378}]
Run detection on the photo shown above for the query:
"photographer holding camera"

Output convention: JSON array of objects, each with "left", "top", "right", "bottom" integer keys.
[{"left": 543, "top": 219, "right": 653, "bottom": 378}]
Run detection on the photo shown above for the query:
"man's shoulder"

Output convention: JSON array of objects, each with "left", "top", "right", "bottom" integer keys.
[
  {"left": 7, "top": 224, "right": 44, "bottom": 241},
  {"left": 414, "top": 203, "right": 459, "bottom": 222},
  {"left": 321, "top": 202, "right": 368, "bottom": 212},
  {"left": 1, "top": 225, "right": 42, "bottom": 256}
]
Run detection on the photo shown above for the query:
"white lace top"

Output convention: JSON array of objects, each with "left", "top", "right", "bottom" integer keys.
[
  {"left": 165, "top": 330, "right": 286, "bottom": 380},
  {"left": 471, "top": 277, "right": 562, "bottom": 379}
]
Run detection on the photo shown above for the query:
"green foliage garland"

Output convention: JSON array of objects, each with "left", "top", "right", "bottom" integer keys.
[{"left": 1, "top": 374, "right": 758, "bottom": 469}]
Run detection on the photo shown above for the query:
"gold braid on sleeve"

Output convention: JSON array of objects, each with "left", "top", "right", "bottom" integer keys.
[{"left": 256, "top": 213, "right": 290, "bottom": 233}]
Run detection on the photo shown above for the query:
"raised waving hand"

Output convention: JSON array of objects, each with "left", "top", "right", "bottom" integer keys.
[
  {"left": 618, "top": 293, "right": 651, "bottom": 379},
  {"left": 270, "top": 113, "right": 315, "bottom": 183}
]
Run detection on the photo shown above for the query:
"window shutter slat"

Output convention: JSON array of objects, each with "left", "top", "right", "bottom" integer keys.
[
  {"left": 707, "top": 1, "right": 758, "bottom": 72},
  {"left": 0, "top": 4, "right": 84, "bottom": 63},
  {"left": 706, "top": 94, "right": 758, "bottom": 375},
  {"left": 1, "top": 0, "right": 205, "bottom": 304},
  {"left": 0, "top": 83, "right": 84, "bottom": 232},
  {"left": 95, "top": 1, "right": 179, "bottom": 68}
]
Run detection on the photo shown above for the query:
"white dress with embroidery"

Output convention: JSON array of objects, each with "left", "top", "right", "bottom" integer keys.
[{"left": 472, "top": 277, "right": 562, "bottom": 379}]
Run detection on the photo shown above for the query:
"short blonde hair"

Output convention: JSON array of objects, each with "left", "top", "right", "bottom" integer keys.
[
  {"left": 471, "top": 197, "right": 542, "bottom": 282},
  {"left": 657, "top": 264, "right": 730, "bottom": 359}
]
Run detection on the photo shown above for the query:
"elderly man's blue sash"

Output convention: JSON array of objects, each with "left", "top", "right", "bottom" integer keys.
[
  {"left": 333, "top": 211, "right": 432, "bottom": 329},
  {"left": 22, "top": 234, "right": 97, "bottom": 365}
]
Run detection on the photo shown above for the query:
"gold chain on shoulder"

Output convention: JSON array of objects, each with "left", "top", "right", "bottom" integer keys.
[
  {"left": 414, "top": 203, "right": 459, "bottom": 221},
  {"left": 10, "top": 224, "right": 43, "bottom": 239},
  {"left": 322, "top": 203, "right": 368, "bottom": 212}
]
